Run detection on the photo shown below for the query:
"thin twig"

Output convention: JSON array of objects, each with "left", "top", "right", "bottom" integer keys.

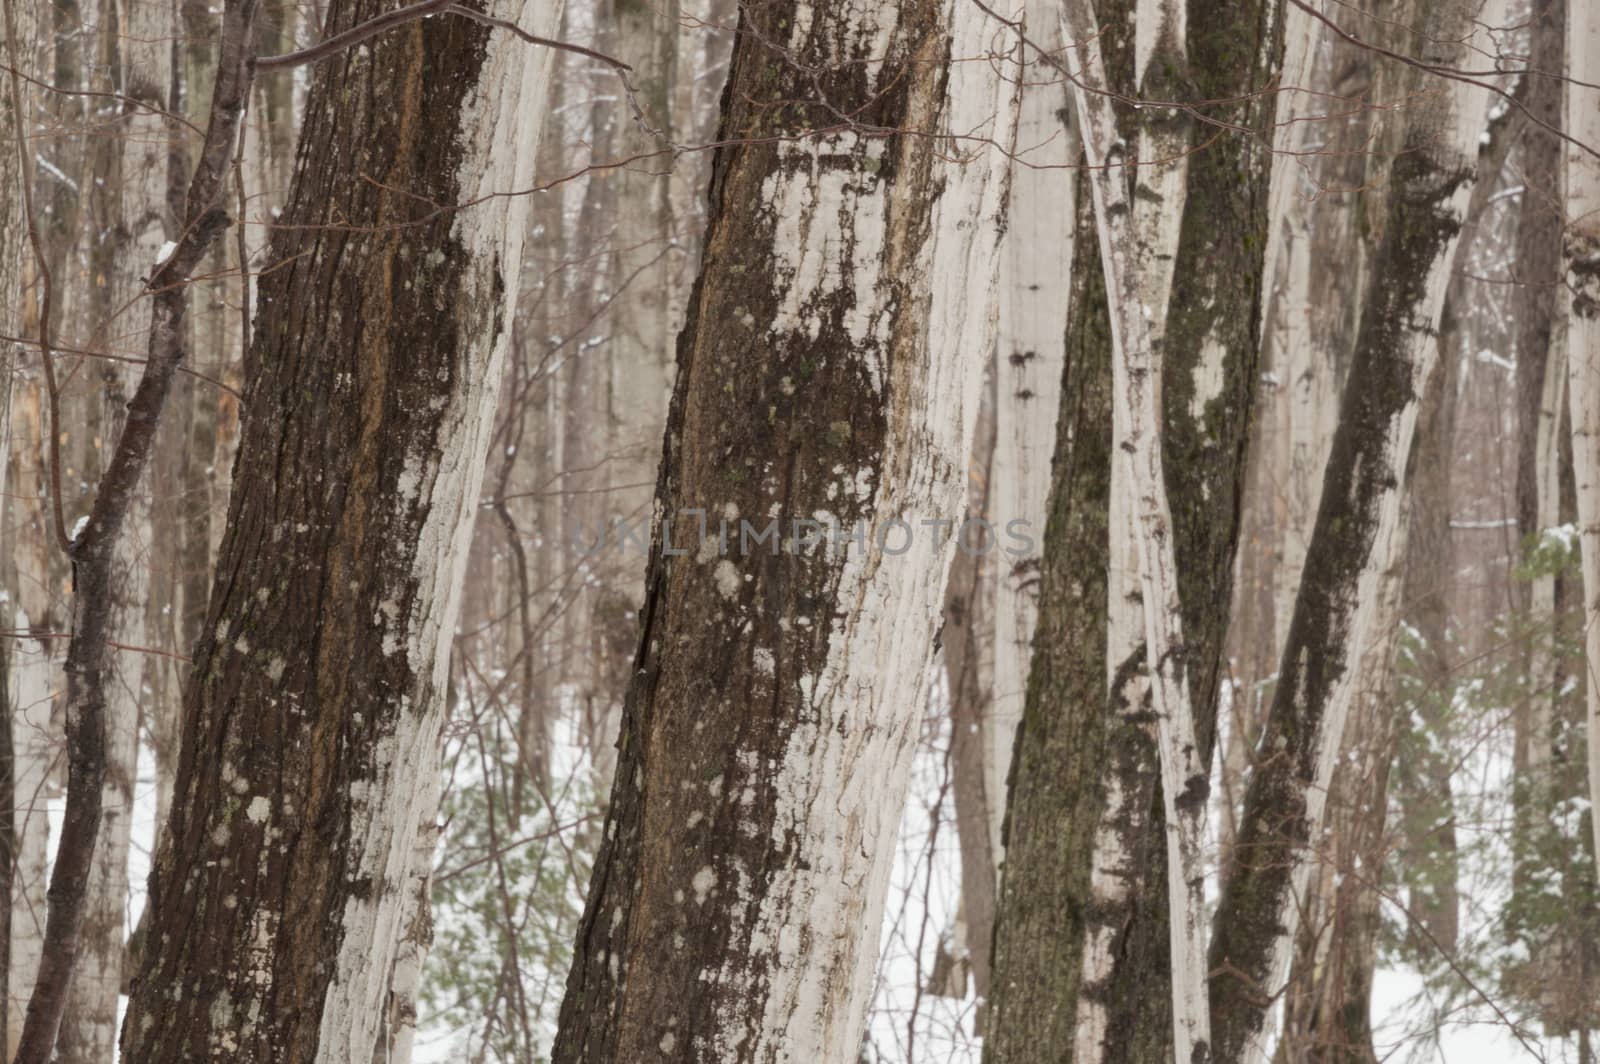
[
  {"left": 0, "top": 332, "right": 244, "bottom": 400},
  {"left": 0, "top": 631, "right": 193, "bottom": 664}
]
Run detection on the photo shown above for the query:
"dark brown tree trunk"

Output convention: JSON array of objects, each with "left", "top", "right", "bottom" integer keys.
[{"left": 118, "top": 0, "right": 559, "bottom": 1059}]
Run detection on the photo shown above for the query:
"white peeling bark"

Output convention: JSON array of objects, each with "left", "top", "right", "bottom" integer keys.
[
  {"left": 1262, "top": 0, "right": 1352, "bottom": 658},
  {"left": 989, "top": 2, "right": 1073, "bottom": 875},
  {"left": 1220, "top": 0, "right": 1328, "bottom": 871},
  {"left": 1074, "top": 492, "right": 1154, "bottom": 1063},
  {"left": 1566, "top": 0, "right": 1600, "bottom": 875},
  {"left": 1056, "top": 0, "right": 1209, "bottom": 1057},
  {"left": 369, "top": 765, "right": 439, "bottom": 1064},
  {"left": 552, "top": 3, "right": 1021, "bottom": 1058}
]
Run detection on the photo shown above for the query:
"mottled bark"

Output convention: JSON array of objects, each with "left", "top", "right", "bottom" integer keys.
[
  {"left": 1220, "top": 0, "right": 1373, "bottom": 872},
  {"left": 986, "top": 167, "right": 1114, "bottom": 1064},
  {"left": 1275, "top": 67, "right": 1533, "bottom": 1055},
  {"left": 118, "top": 0, "right": 562, "bottom": 1059},
  {"left": 550, "top": 1, "right": 1019, "bottom": 1058},
  {"left": 1206, "top": 6, "right": 1488, "bottom": 1055},
  {"left": 985, "top": 0, "right": 1280, "bottom": 1058},
  {"left": 1277, "top": 321, "right": 1456, "bottom": 1064}
]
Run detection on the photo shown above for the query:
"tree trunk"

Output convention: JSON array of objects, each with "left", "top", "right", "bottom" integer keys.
[
  {"left": 585, "top": 0, "right": 680, "bottom": 775},
  {"left": 987, "top": 1, "right": 1073, "bottom": 890},
  {"left": 118, "top": 0, "right": 564, "bottom": 1058},
  {"left": 1206, "top": 6, "right": 1489, "bottom": 1057},
  {"left": 1277, "top": 319, "right": 1456, "bottom": 1064},
  {"left": 1567, "top": 0, "right": 1600, "bottom": 880},
  {"left": 550, "top": 1, "right": 1019, "bottom": 1058},
  {"left": 54, "top": 0, "right": 170, "bottom": 1053},
  {"left": 11, "top": 0, "right": 255, "bottom": 1050},
  {"left": 985, "top": 0, "right": 1280, "bottom": 1058},
  {"left": 1513, "top": 0, "right": 1569, "bottom": 913},
  {"left": 4, "top": 0, "right": 59, "bottom": 1050},
  {"left": 1276, "top": 57, "right": 1532, "bottom": 1053},
  {"left": 369, "top": 756, "right": 440, "bottom": 1064},
  {"left": 0, "top": 0, "right": 36, "bottom": 1048},
  {"left": 1220, "top": 0, "right": 1373, "bottom": 874}
]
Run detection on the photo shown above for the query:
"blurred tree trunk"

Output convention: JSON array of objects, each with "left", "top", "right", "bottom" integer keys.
[
  {"left": 54, "top": 0, "right": 171, "bottom": 1054},
  {"left": 582, "top": 0, "right": 680, "bottom": 786},
  {"left": 0, "top": 0, "right": 36, "bottom": 1047},
  {"left": 1514, "top": 0, "right": 1568, "bottom": 907},
  {"left": 118, "top": 0, "right": 564, "bottom": 1057},
  {"left": 550, "top": 1, "right": 1018, "bottom": 1057},
  {"left": 1566, "top": 0, "right": 1600, "bottom": 968},
  {"left": 4, "top": 0, "right": 58, "bottom": 1045},
  {"left": 558, "top": 0, "right": 682, "bottom": 797},
  {"left": 1206, "top": 4, "right": 1490, "bottom": 1057}
]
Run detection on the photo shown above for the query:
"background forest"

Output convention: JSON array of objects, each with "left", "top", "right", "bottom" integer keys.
[{"left": 1, "top": 0, "right": 1599, "bottom": 1061}]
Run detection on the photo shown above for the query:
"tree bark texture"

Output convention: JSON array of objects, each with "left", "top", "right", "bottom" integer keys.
[
  {"left": 551, "top": 1, "right": 1019, "bottom": 1059},
  {"left": 119, "top": 0, "right": 563, "bottom": 1059}
]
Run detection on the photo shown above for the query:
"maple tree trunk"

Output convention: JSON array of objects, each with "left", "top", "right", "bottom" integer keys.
[
  {"left": 551, "top": 1, "right": 1019, "bottom": 1057},
  {"left": 119, "top": 0, "right": 563, "bottom": 1058}
]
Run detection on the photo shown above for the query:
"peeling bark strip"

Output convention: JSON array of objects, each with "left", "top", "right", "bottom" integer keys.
[
  {"left": 551, "top": 2, "right": 1018, "bottom": 1060},
  {"left": 988, "top": 2, "right": 1073, "bottom": 886},
  {"left": 1567, "top": 0, "right": 1600, "bottom": 876},
  {"left": 1205, "top": 7, "right": 1487, "bottom": 1056},
  {"left": 118, "top": 0, "right": 562, "bottom": 1059}
]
